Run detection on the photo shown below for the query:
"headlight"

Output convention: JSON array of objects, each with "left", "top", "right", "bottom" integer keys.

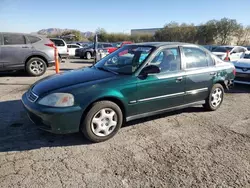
[{"left": 38, "top": 93, "right": 74, "bottom": 107}]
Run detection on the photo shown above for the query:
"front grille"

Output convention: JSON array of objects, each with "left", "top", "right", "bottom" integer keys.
[{"left": 27, "top": 91, "right": 38, "bottom": 102}]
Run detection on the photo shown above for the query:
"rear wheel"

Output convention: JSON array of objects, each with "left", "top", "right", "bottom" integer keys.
[
  {"left": 203, "top": 84, "right": 224, "bottom": 111},
  {"left": 81, "top": 101, "right": 123, "bottom": 142},
  {"left": 26, "top": 57, "right": 47, "bottom": 76}
]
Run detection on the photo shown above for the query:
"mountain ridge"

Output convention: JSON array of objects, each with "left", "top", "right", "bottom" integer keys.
[{"left": 35, "top": 28, "right": 94, "bottom": 38}]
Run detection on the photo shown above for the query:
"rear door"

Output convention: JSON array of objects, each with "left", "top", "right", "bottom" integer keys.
[
  {"left": 182, "top": 46, "right": 215, "bottom": 104},
  {"left": 1, "top": 33, "right": 33, "bottom": 69}
]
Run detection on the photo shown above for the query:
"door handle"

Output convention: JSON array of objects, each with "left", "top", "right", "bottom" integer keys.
[
  {"left": 176, "top": 77, "right": 183, "bottom": 82},
  {"left": 210, "top": 72, "right": 217, "bottom": 76}
]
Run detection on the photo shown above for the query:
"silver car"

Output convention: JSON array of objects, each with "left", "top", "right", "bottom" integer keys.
[
  {"left": 233, "top": 52, "right": 250, "bottom": 85},
  {"left": 0, "top": 32, "right": 55, "bottom": 76}
]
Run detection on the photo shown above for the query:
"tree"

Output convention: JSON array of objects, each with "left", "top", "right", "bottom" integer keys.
[
  {"left": 154, "top": 22, "right": 197, "bottom": 43},
  {"left": 61, "top": 30, "right": 84, "bottom": 41},
  {"left": 216, "top": 18, "right": 242, "bottom": 45},
  {"left": 235, "top": 26, "right": 250, "bottom": 45},
  {"left": 196, "top": 20, "right": 218, "bottom": 44}
]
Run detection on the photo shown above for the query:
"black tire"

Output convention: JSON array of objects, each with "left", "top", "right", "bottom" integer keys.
[
  {"left": 26, "top": 57, "right": 47, "bottom": 76},
  {"left": 85, "top": 52, "right": 92, "bottom": 60},
  {"left": 203, "top": 84, "right": 224, "bottom": 111},
  {"left": 81, "top": 101, "right": 123, "bottom": 142}
]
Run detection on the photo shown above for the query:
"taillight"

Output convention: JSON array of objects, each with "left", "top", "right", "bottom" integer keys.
[{"left": 45, "top": 43, "right": 55, "bottom": 48}]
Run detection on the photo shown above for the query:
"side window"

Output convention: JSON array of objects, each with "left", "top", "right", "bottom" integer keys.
[
  {"left": 183, "top": 47, "right": 208, "bottom": 69},
  {"left": 67, "top": 45, "right": 72, "bottom": 48},
  {"left": 27, "top": 35, "right": 41, "bottom": 43},
  {"left": 150, "top": 47, "right": 181, "bottom": 72},
  {"left": 3, "top": 34, "right": 26, "bottom": 45},
  {"left": 207, "top": 53, "right": 215, "bottom": 66}
]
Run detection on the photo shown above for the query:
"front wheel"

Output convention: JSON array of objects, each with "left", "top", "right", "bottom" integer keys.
[
  {"left": 81, "top": 101, "right": 123, "bottom": 142},
  {"left": 203, "top": 84, "right": 224, "bottom": 111},
  {"left": 85, "top": 52, "right": 92, "bottom": 60},
  {"left": 26, "top": 57, "right": 47, "bottom": 76}
]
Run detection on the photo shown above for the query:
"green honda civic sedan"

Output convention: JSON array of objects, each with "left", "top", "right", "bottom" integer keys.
[{"left": 22, "top": 42, "right": 235, "bottom": 142}]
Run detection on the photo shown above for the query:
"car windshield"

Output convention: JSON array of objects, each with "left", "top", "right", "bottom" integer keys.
[
  {"left": 94, "top": 45, "right": 154, "bottom": 74},
  {"left": 243, "top": 53, "right": 250, "bottom": 59}
]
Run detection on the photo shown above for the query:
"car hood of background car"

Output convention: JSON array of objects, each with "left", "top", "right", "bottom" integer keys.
[
  {"left": 233, "top": 59, "right": 250, "bottom": 68},
  {"left": 32, "top": 67, "right": 115, "bottom": 95}
]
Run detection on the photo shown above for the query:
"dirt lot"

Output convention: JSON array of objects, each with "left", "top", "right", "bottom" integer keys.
[{"left": 0, "top": 58, "right": 250, "bottom": 188}]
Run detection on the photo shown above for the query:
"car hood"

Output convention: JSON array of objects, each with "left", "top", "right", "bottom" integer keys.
[
  {"left": 233, "top": 59, "right": 250, "bottom": 68},
  {"left": 32, "top": 67, "right": 115, "bottom": 95}
]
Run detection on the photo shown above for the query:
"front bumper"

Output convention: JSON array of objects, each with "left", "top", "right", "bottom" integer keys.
[
  {"left": 22, "top": 93, "right": 83, "bottom": 134},
  {"left": 234, "top": 71, "right": 250, "bottom": 85}
]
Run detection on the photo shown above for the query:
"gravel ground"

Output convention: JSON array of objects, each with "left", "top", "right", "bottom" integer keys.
[{"left": 0, "top": 58, "right": 250, "bottom": 188}]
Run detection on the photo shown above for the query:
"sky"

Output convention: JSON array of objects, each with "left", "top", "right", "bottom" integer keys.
[{"left": 0, "top": 0, "right": 250, "bottom": 33}]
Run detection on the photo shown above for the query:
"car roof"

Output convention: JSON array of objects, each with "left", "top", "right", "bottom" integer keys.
[
  {"left": 0, "top": 32, "right": 46, "bottom": 38},
  {"left": 129, "top": 42, "right": 197, "bottom": 47}
]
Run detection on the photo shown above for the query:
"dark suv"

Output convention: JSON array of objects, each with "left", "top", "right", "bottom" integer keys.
[
  {"left": 0, "top": 32, "right": 55, "bottom": 76},
  {"left": 75, "top": 43, "right": 112, "bottom": 59}
]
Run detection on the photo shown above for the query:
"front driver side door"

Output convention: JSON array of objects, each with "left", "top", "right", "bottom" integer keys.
[{"left": 135, "top": 47, "right": 185, "bottom": 115}]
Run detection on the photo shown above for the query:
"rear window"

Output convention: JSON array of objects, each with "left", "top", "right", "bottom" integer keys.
[
  {"left": 50, "top": 39, "right": 65, "bottom": 46},
  {"left": 27, "top": 35, "right": 41, "bottom": 43},
  {"left": 3, "top": 34, "right": 26, "bottom": 45}
]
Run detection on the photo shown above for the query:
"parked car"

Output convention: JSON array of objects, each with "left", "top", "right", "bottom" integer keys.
[
  {"left": 244, "top": 46, "right": 250, "bottom": 51},
  {"left": 202, "top": 45, "right": 218, "bottom": 52},
  {"left": 212, "top": 46, "right": 247, "bottom": 61},
  {"left": 233, "top": 51, "right": 250, "bottom": 84},
  {"left": 49, "top": 38, "right": 68, "bottom": 61},
  {"left": 67, "top": 44, "right": 83, "bottom": 56},
  {"left": 22, "top": 42, "right": 235, "bottom": 142},
  {"left": 75, "top": 43, "right": 111, "bottom": 59},
  {"left": 0, "top": 32, "right": 55, "bottom": 76},
  {"left": 113, "top": 41, "right": 133, "bottom": 48}
]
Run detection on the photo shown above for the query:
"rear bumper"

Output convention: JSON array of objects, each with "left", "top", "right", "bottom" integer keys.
[
  {"left": 59, "top": 53, "right": 69, "bottom": 59},
  {"left": 48, "top": 60, "right": 55, "bottom": 67}
]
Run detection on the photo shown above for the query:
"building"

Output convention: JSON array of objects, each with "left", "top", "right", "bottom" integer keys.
[{"left": 131, "top": 28, "right": 162, "bottom": 36}]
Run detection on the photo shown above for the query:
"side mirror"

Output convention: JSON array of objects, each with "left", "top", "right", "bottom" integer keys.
[{"left": 140, "top": 65, "right": 160, "bottom": 76}]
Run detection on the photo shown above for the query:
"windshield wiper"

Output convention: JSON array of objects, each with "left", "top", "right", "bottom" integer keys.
[{"left": 96, "top": 66, "right": 119, "bottom": 75}]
